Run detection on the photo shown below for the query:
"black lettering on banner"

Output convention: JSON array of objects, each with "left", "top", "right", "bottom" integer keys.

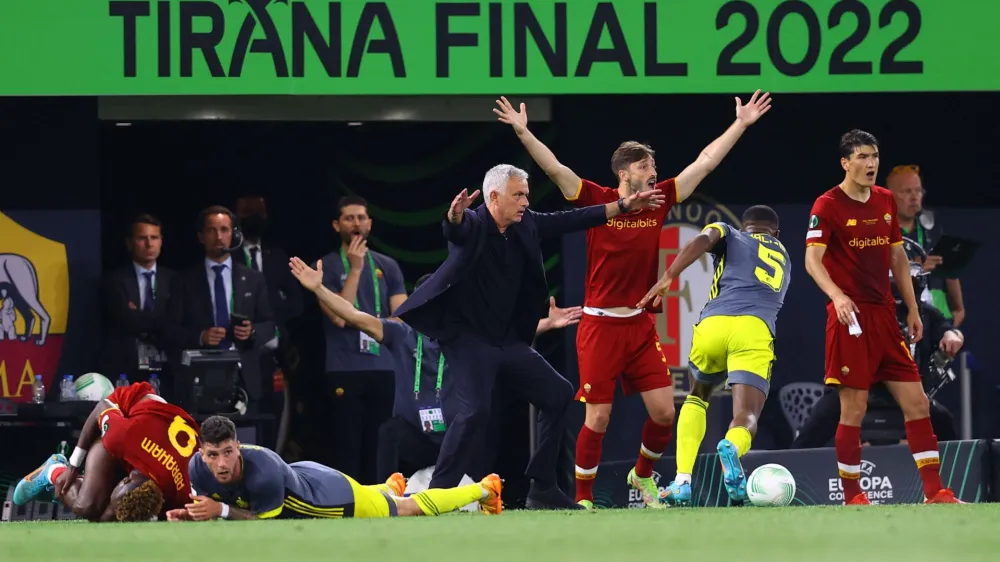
[
  {"left": 829, "top": 0, "right": 872, "bottom": 75},
  {"left": 644, "top": 3, "right": 687, "bottom": 76},
  {"left": 291, "top": 2, "right": 342, "bottom": 78},
  {"left": 715, "top": 0, "right": 922, "bottom": 78},
  {"left": 489, "top": 3, "right": 502, "bottom": 78},
  {"left": 575, "top": 3, "right": 636, "bottom": 77},
  {"left": 157, "top": 1, "right": 171, "bottom": 77},
  {"left": 879, "top": 0, "right": 922, "bottom": 74},
  {"left": 514, "top": 3, "right": 567, "bottom": 78},
  {"left": 766, "top": 0, "right": 820, "bottom": 77},
  {"left": 346, "top": 3, "right": 405, "bottom": 78},
  {"left": 436, "top": 3, "right": 479, "bottom": 78},
  {"left": 179, "top": 1, "right": 225, "bottom": 78},
  {"left": 716, "top": 1, "right": 760, "bottom": 76},
  {"left": 229, "top": 0, "right": 289, "bottom": 78},
  {"left": 109, "top": 1, "right": 150, "bottom": 78}
]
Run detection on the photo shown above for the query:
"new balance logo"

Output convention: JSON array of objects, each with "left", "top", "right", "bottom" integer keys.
[{"left": 846, "top": 219, "right": 857, "bottom": 226}]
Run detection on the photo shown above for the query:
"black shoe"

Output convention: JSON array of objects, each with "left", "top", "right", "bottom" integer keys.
[{"left": 525, "top": 482, "right": 585, "bottom": 510}]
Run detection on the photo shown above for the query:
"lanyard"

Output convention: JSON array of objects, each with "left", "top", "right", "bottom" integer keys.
[
  {"left": 339, "top": 248, "right": 381, "bottom": 318},
  {"left": 915, "top": 222, "right": 925, "bottom": 247},
  {"left": 414, "top": 334, "right": 445, "bottom": 399}
]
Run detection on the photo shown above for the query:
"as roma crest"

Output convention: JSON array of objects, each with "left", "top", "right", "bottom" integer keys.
[{"left": 0, "top": 212, "right": 69, "bottom": 402}]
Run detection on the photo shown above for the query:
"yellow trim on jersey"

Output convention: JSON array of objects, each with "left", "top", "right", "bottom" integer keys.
[
  {"left": 703, "top": 223, "right": 727, "bottom": 238},
  {"left": 824, "top": 377, "right": 841, "bottom": 386},
  {"left": 565, "top": 179, "right": 583, "bottom": 201},
  {"left": 257, "top": 505, "right": 284, "bottom": 519},
  {"left": 890, "top": 241, "right": 903, "bottom": 246},
  {"left": 96, "top": 406, "right": 120, "bottom": 429},
  {"left": 805, "top": 242, "right": 827, "bottom": 247},
  {"left": 708, "top": 254, "right": 726, "bottom": 300},
  {"left": 282, "top": 496, "right": 346, "bottom": 519}
]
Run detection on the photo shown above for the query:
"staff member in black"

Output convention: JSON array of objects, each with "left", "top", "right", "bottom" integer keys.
[
  {"left": 287, "top": 265, "right": 583, "bottom": 481},
  {"left": 391, "top": 164, "right": 665, "bottom": 509}
]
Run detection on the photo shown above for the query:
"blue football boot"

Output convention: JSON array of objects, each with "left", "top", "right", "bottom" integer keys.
[
  {"left": 12, "top": 453, "right": 67, "bottom": 506},
  {"left": 658, "top": 480, "right": 692, "bottom": 506},
  {"left": 717, "top": 439, "right": 749, "bottom": 504}
]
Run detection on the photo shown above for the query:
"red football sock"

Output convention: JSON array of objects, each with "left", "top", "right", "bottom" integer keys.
[
  {"left": 835, "top": 424, "right": 864, "bottom": 501},
  {"left": 635, "top": 418, "right": 673, "bottom": 478},
  {"left": 904, "top": 417, "right": 944, "bottom": 499},
  {"left": 48, "top": 465, "right": 67, "bottom": 486},
  {"left": 575, "top": 425, "right": 605, "bottom": 503}
]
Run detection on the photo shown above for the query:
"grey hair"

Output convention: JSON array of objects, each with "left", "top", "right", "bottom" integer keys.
[{"left": 482, "top": 164, "right": 529, "bottom": 202}]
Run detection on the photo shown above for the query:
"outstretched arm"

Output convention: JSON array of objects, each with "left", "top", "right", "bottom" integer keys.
[
  {"left": 289, "top": 258, "right": 384, "bottom": 342},
  {"left": 494, "top": 97, "right": 581, "bottom": 199},
  {"left": 536, "top": 297, "right": 582, "bottom": 334},
  {"left": 675, "top": 90, "right": 772, "bottom": 202},
  {"left": 636, "top": 227, "right": 723, "bottom": 309},
  {"left": 534, "top": 190, "right": 667, "bottom": 238}
]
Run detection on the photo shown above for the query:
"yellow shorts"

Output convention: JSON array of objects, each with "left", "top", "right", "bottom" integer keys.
[
  {"left": 687, "top": 315, "right": 775, "bottom": 396},
  {"left": 346, "top": 474, "right": 398, "bottom": 518}
]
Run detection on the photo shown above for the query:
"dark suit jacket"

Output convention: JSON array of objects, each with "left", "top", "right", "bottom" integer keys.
[
  {"left": 394, "top": 203, "right": 608, "bottom": 345},
  {"left": 172, "top": 260, "right": 276, "bottom": 398},
  {"left": 240, "top": 241, "right": 303, "bottom": 329},
  {"left": 97, "top": 265, "right": 180, "bottom": 377}
]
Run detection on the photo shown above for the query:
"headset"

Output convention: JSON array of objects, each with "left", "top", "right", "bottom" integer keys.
[{"left": 200, "top": 206, "right": 244, "bottom": 254}]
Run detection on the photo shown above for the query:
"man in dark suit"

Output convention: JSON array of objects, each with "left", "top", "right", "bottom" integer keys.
[
  {"left": 393, "top": 164, "right": 665, "bottom": 509},
  {"left": 173, "top": 206, "right": 276, "bottom": 418},
  {"left": 98, "top": 214, "right": 178, "bottom": 393}
]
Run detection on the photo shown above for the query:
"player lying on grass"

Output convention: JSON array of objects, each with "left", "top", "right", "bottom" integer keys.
[
  {"left": 13, "top": 381, "right": 201, "bottom": 521},
  {"left": 167, "top": 416, "right": 502, "bottom": 521},
  {"left": 637, "top": 206, "right": 789, "bottom": 506}
]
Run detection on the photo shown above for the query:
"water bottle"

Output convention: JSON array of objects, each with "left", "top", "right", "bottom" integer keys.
[
  {"left": 60, "top": 374, "right": 76, "bottom": 401},
  {"left": 116, "top": 373, "right": 129, "bottom": 389},
  {"left": 32, "top": 375, "right": 45, "bottom": 404},
  {"left": 149, "top": 373, "right": 161, "bottom": 395}
]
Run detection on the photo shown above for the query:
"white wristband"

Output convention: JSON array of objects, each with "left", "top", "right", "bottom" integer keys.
[
  {"left": 220, "top": 503, "right": 230, "bottom": 520},
  {"left": 69, "top": 447, "right": 88, "bottom": 468}
]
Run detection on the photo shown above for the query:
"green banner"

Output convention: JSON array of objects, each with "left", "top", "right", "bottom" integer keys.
[{"left": 2, "top": 0, "right": 998, "bottom": 95}]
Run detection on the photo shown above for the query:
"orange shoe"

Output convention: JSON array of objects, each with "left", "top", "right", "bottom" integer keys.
[
  {"left": 846, "top": 493, "right": 871, "bottom": 506},
  {"left": 926, "top": 488, "right": 964, "bottom": 504},
  {"left": 479, "top": 473, "right": 503, "bottom": 515},
  {"left": 384, "top": 472, "right": 407, "bottom": 497}
]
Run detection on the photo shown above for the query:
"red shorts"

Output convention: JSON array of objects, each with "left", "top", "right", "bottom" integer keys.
[
  {"left": 823, "top": 303, "right": 919, "bottom": 390},
  {"left": 575, "top": 312, "right": 672, "bottom": 404}
]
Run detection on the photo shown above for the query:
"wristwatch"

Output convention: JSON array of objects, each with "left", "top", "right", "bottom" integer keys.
[{"left": 617, "top": 198, "right": 628, "bottom": 214}]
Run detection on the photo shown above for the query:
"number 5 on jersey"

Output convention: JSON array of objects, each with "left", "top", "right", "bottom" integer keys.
[{"left": 754, "top": 245, "right": 786, "bottom": 292}]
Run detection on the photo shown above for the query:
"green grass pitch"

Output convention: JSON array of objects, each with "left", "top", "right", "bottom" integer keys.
[{"left": 2, "top": 504, "right": 997, "bottom": 562}]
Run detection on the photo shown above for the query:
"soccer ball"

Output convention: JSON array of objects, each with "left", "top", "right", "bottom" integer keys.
[
  {"left": 74, "top": 373, "right": 115, "bottom": 402},
  {"left": 746, "top": 463, "right": 796, "bottom": 507}
]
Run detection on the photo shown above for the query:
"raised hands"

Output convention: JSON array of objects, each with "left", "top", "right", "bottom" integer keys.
[
  {"left": 623, "top": 189, "right": 667, "bottom": 212},
  {"left": 735, "top": 89, "right": 772, "bottom": 127},
  {"left": 493, "top": 96, "right": 528, "bottom": 135},
  {"left": 289, "top": 257, "right": 324, "bottom": 292},
  {"left": 448, "top": 188, "right": 481, "bottom": 224}
]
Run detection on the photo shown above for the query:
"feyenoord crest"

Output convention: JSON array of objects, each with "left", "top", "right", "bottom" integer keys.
[{"left": 656, "top": 196, "right": 741, "bottom": 371}]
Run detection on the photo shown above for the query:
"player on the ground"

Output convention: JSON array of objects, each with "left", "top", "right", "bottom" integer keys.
[
  {"left": 168, "top": 416, "right": 502, "bottom": 521},
  {"left": 495, "top": 91, "right": 772, "bottom": 508},
  {"left": 804, "top": 129, "right": 959, "bottom": 505},
  {"left": 13, "top": 381, "right": 203, "bottom": 521},
  {"left": 636, "top": 206, "right": 790, "bottom": 506}
]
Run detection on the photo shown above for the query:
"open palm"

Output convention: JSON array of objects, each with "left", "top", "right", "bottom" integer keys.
[
  {"left": 493, "top": 96, "right": 528, "bottom": 135},
  {"left": 289, "top": 257, "right": 323, "bottom": 292},
  {"left": 735, "top": 89, "right": 772, "bottom": 126}
]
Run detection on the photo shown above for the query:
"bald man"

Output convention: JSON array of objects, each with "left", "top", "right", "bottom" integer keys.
[{"left": 886, "top": 166, "right": 965, "bottom": 326}]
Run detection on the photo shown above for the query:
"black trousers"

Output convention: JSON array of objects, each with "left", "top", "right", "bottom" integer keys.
[
  {"left": 790, "top": 388, "right": 958, "bottom": 448},
  {"left": 325, "top": 369, "right": 394, "bottom": 485},
  {"left": 376, "top": 417, "right": 442, "bottom": 482},
  {"left": 428, "top": 334, "right": 573, "bottom": 489}
]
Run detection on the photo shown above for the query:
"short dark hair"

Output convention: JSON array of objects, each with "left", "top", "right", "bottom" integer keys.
[
  {"left": 839, "top": 129, "right": 879, "bottom": 160},
  {"left": 414, "top": 274, "right": 432, "bottom": 290},
  {"left": 200, "top": 415, "right": 237, "bottom": 445},
  {"left": 115, "top": 479, "right": 164, "bottom": 522},
  {"left": 198, "top": 205, "right": 235, "bottom": 230},
  {"left": 337, "top": 195, "right": 369, "bottom": 219},
  {"left": 611, "top": 141, "right": 655, "bottom": 177},
  {"left": 131, "top": 213, "right": 161, "bottom": 231},
  {"left": 742, "top": 205, "right": 780, "bottom": 229}
]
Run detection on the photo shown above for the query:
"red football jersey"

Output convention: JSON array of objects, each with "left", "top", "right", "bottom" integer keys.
[
  {"left": 805, "top": 185, "right": 902, "bottom": 308},
  {"left": 568, "top": 178, "right": 678, "bottom": 309},
  {"left": 99, "top": 397, "right": 200, "bottom": 510},
  {"left": 106, "top": 381, "right": 161, "bottom": 415}
]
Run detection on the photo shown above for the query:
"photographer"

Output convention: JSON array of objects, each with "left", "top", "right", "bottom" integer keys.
[{"left": 791, "top": 238, "right": 964, "bottom": 448}]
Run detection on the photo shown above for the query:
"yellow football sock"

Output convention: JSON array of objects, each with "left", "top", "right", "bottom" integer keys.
[
  {"left": 725, "top": 426, "right": 753, "bottom": 457},
  {"left": 411, "top": 484, "right": 485, "bottom": 516},
  {"left": 676, "top": 396, "right": 709, "bottom": 475},
  {"left": 368, "top": 484, "right": 391, "bottom": 494}
]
